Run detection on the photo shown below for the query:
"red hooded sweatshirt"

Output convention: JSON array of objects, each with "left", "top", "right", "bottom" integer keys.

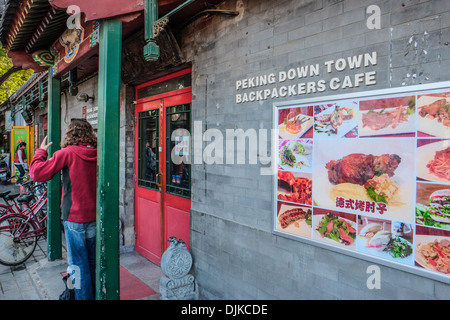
[{"left": 30, "top": 144, "right": 97, "bottom": 223}]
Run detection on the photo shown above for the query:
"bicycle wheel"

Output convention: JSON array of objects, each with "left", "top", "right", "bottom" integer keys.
[{"left": 0, "top": 214, "right": 38, "bottom": 266}]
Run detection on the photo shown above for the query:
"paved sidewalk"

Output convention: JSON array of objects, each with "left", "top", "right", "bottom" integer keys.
[
  {"left": 0, "top": 238, "right": 50, "bottom": 299},
  {"left": 0, "top": 182, "right": 163, "bottom": 300},
  {"left": 0, "top": 237, "right": 163, "bottom": 300}
]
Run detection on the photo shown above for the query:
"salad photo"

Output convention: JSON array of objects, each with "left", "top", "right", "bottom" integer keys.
[
  {"left": 313, "top": 209, "right": 357, "bottom": 250},
  {"left": 278, "top": 139, "right": 313, "bottom": 172}
]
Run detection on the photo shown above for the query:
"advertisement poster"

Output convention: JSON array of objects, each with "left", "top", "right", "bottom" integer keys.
[
  {"left": 10, "top": 126, "right": 31, "bottom": 179},
  {"left": 274, "top": 88, "right": 450, "bottom": 279}
]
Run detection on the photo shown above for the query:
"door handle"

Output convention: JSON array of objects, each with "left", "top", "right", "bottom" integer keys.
[{"left": 156, "top": 172, "right": 162, "bottom": 188}]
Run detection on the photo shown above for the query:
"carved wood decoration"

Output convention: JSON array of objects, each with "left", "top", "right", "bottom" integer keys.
[
  {"left": 121, "top": 26, "right": 185, "bottom": 85},
  {"left": 49, "top": 19, "right": 97, "bottom": 77},
  {"left": 32, "top": 50, "right": 56, "bottom": 67},
  {"left": 7, "top": 50, "right": 46, "bottom": 72}
]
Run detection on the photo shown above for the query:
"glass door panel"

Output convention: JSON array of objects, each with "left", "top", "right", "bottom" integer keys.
[
  {"left": 166, "top": 103, "right": 191, "bottom": 198},
  {"left": 138, "top": 109, "right": 159, "bottom": 190}
]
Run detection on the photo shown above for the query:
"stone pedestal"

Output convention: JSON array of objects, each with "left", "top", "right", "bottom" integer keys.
[{"left": 160, "top": 237, "right": 197, "bottom": 300}]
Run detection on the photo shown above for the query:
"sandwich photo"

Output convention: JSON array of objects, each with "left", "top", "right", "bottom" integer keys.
[
  {"left": 366, "top": 230, "right": 392, "bottom": 251},
  {"left": 358, "top": 222, "right": 383, "bottom": 240},
  {"left": 357, "top": 218, "right": 413, "bottom": 261},
  {"left": 429, "top": 189, "right": 450, "bottom": 224},
  {"left": 416, "top": 183, "right": 450, "bottom": 231}
]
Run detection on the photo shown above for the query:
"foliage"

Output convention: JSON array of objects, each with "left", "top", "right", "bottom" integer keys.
[{"left": 0, "top": 48, "right": 34, "bottom": 104}]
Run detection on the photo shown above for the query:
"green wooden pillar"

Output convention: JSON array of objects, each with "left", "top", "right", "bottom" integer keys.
[
  {"left": 46, "top": 74, "right": 62, "bottom": 260},
  {"left": 96, "top": 19, "right": 122, "bottom": 300},
  {"left": 143, "top": 0, "right": 159, "bottom": 61}
]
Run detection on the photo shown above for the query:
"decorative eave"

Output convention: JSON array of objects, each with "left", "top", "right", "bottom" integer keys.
[
  {"left": 0, "top": 0, "right": 69, "bottom": 72},
  {"left": 2, "top": 0, "right": 234, "bottom": 74},
  {"left": 4, "top": 0, "right": 33, "bottom": 50},
  {"left": 0, "top": 0, "right": 20, "bottom": 45},
  {"left": 25, "top": 6, "right": 68, "bottom": 54},
  {"left": 49, "top": 0, "right": 145, "bottom": 21}
]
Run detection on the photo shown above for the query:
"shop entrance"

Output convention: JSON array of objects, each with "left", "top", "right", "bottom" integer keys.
[{"left": 134, "top": 69, "right": 191, "bottom": 265}]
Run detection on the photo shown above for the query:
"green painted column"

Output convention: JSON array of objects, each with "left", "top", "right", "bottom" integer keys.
[
  {"left": 46, "top": 74, "right": 62, "bottom": 260},
  {"left": 96, "top": 19, "right": 122, "bottom": 300}
]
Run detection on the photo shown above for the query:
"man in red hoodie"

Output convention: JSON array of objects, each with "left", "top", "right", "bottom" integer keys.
[{"left": 30, "top": 119, "right": 97, "bottom": 300}]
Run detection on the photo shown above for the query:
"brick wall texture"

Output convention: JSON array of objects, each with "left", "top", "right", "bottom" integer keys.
[{"left": 181, "top": 0, "right": 450, "bottom": 299}]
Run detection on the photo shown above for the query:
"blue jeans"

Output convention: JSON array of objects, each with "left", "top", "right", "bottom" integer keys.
[{"left": 63, "top": 220, "right": 96, "bottom": 300}]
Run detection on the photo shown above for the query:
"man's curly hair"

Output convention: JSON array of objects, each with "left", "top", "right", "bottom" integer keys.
[{"left": 61, "top": 118, "right": 97, "bottom": 148}]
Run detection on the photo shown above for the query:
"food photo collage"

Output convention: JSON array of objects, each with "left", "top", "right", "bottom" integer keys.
[{"left": 275, "top": 90, "right": 450, "bottom": 278}]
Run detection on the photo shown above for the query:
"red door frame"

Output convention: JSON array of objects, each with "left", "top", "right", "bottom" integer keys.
[{"left": 134, "top": 68, "right": 192, "bottom": 265}]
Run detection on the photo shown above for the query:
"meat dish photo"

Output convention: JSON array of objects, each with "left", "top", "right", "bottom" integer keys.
[
  {"left": 325, "top": 153, "right": 403, "bottom": 207},
  {"left": 361, "top": 106, "right": 409, "bottom": 130},
  {"left": 325, "top": 153, "right": 401, "bottom": 185},
  {"left": 313, "top": 138, "right": 416, "bottom": 222},
  {"left": 418, "top": 98, "right": 450, "bottom": 125},
  {"left": 278, "top": 207, "right": 311, "bottom": 229},
  {"left": 359, "top": 96, "right": 415, "bottom": 137},
  {"left": 313, "top": 101, "right": 358, "bottom": 138},
  {"left": 276, "top": 202, "right": 312, "bottom": 238},
  {"left": 278, "top": 171, "right": 312, "bottom": 205},
  {"left": 417, "top": 93, "right": 450, "bottom": 137}
]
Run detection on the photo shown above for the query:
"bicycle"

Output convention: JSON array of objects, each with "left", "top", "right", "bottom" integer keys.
[
  {"left": 0, "top": 183, "right": 48, "bottom": 266},
  {"left": 0, "top": 191, "right": 23, "bottom": 217},
  {"left": 19, "top": 180, "right": 47, "bottom": 202},
  {"left": 0, "top": 181, "right": 47, "bottom": 217},
  {"left": 7, "top": 168, "right": 31, "bottom": 185}
]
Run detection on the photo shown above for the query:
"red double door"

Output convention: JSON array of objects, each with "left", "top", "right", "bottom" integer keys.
[{"left": 134, "top": 69, "right": 191, "bottom": 265}]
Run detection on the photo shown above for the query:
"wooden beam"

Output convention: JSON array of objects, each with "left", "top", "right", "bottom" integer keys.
[
  {"left": 49, "top": 0, "right": 144, "bottom": 21},
  {"left": 7, "top": 50, "right": 46, "bottom": 72}
]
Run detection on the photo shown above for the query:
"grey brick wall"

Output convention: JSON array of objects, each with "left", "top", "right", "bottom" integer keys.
[
  {"left": 119, "top": 83, "right": 135, "bottom": 249},
  {"left": 182, "top": 0, "right": 450, "bottom": 299}
]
